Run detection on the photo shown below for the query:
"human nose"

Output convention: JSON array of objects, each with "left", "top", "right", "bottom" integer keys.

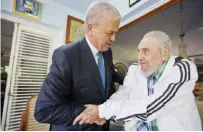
[
  {"left": 110, "top": 33, "right": 116, "bottom": 41},
  {"left": 138, "top": 51, "right": 144, "bottom": 61}
]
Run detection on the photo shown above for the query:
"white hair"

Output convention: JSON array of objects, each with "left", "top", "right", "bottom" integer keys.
[
  {"left": 143, "top": 30, "right": 172, "bottom": 54},
  {"left": 84, "top": 1, "right": 121, "bottom": 30},
  {"left": 140, "top": 31, "right": 172, "bottom": 77}
]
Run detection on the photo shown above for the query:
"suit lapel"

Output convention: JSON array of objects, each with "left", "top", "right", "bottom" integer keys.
[
  {"left": 103, "top": 52, "right": 111, "bottom": 98},
  {"left": 79, "top": 37, "right": 105, "bottom": 99}
]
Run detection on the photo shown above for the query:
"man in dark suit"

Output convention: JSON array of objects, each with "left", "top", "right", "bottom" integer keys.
[{"left": 34, "top": 1, "right": 124, "bottom": 131}]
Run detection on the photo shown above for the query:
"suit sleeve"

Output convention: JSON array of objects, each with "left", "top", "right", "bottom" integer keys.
[
  {"left": 34, "top": 48, "right": 85, "bottom": 125},
  {"left": 112, "top": 65, "right": 125, "bottom": 85},
  {"left": 99, "top": 60, "right": 198, "bottom": 122},
  {"left": 109, "top": 49, "right": 125, "bottom": 85}
]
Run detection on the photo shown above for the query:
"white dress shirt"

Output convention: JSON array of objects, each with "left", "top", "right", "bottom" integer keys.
[{"left": 85, "top": 35, "right": 104, "bottom": 66}]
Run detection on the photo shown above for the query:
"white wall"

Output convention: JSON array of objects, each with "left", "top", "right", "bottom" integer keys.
[
  {"left": 109, "top": 0, "right": 149, "bottom": 17},
  {"left": 109, "top": 0, "right": 170, "bottom": 27},
  {"left": 1, "top": 0, "right": 84, "bottom": 49},
  {"left": 39, "top": 0, "right": 84, "bottom": 48},
  {"left": 1, "top": 0, "right": 173, "bottom": 47}
]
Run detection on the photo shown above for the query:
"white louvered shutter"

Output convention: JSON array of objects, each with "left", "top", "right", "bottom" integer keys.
[{"left": 3, "top": 24, "right": 52, "bottom": 131}]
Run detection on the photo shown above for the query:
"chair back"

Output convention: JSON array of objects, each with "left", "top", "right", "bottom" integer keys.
[{"left": 20, "top": 95, "right": 50, "bottom": 131}]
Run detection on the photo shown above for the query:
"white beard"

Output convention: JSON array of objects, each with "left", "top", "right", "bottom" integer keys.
[{"left": 142, "top": 61, "right": 163, "bottom": 77}]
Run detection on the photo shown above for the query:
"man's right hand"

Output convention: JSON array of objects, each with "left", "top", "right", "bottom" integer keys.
[{"left": 95, "top": 118, "right": 106, "bottom": 125}]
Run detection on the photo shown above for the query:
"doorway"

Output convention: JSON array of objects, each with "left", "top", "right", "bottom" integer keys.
[{"left": 1, "top": 19, "right": 15, "bottom": 122}]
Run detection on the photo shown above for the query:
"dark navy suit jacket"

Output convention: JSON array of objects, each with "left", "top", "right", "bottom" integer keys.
[{"left": 34, "top": 37, "right": 124, "bottom": 131}]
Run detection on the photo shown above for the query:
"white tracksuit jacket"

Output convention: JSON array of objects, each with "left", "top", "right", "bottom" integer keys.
[{"left": 99, "top": 56, "right": 202, "bottom": 131}]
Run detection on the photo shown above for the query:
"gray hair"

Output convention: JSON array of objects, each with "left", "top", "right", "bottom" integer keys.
[
  {"left": 143, "top": 30, "right": 172, "bottom": 54},
  {"left": 84, "top": 1, "right": 121, "bottom": 30}
]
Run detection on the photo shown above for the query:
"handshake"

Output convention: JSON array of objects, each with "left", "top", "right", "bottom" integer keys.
[{"left": 73, "top": 104, "right": 106, "bottom": 126}]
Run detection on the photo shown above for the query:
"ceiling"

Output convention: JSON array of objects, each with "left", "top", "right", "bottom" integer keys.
[
  {"left": 111, "top": 0, "right": 203, "bottom": 66},
  {"left": 53, "top": 0, "right": 110, "bottom": 14}
]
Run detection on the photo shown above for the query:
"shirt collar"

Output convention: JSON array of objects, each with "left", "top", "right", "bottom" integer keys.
[
  {"left": 153, "top": 56, "right": 171, "bottom": 80},
  {"left": 85, "top": 35, "right": 98, "bottom": 57}
]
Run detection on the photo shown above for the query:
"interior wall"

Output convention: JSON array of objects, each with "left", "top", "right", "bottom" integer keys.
[
  {"left": 112, "top": 0, "right": 203, "bottom": 67},
  {"left": 1, "top": 0, "right": 84, "bottom": 49}
]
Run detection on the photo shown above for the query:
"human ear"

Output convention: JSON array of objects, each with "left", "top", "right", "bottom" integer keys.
[
  {"left": 162, "top": 48, "right": 170, "bottom": 60},
  {"left": 87, "top": 24, "right": 93, "bottom": 37}
]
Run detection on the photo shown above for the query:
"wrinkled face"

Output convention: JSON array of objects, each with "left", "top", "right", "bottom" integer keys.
[
  {"left": 138, "top": 37, "right": 163, "bottom": 77},
  {"left": 87, "top": 16, "right": 120, "bottom": 51}
]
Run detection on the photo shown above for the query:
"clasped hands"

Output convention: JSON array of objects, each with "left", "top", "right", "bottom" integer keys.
[{"left": 73, "top": 104, "right": 106, "bottom": 126}]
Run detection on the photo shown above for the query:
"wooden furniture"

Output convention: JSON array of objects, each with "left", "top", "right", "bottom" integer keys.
[{"left": 20, "top": 95, "right": 50, "bottom": 131}]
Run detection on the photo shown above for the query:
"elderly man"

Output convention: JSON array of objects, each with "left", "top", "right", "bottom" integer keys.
[
  {"left": 34, "top": 1, "right": 124, "bottom": 131},
  {"left": 73, "top": 31, "right": 202, "bottom": 130}
]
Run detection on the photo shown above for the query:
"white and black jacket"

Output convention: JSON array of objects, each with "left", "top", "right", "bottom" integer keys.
[{"left": 99, "top": 56, "right": 202, "bottom": 131}]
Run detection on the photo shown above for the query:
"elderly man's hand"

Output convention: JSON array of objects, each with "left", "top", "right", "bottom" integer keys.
[
  {"left": 95, "top": 118, "right": 106, "bottom": 125},
  {"left": 84, "top": 104, "right": 99, "bottom": 124},
  {"left": 73, "top": 104, "right": 100, "bottom": 125},
  {"left": 72, "top": 107, "right": 90, "bottom": 125}
]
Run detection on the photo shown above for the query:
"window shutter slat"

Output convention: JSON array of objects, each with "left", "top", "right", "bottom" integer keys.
[{"left": 4, "top": 25, "right": 52, "bottom": 131}]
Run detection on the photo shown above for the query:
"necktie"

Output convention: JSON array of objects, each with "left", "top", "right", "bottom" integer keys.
[{"left": 97, "top": 51, "right": 105, "bottom": 89}]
